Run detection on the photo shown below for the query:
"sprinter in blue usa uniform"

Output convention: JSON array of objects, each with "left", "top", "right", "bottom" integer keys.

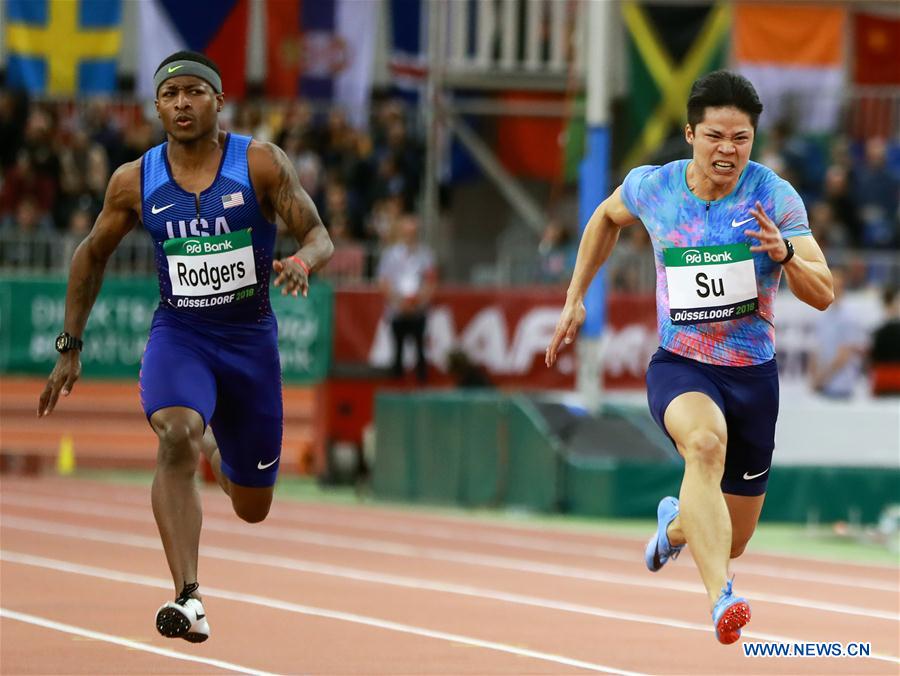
[{"left": 38, "top": 51, "right": 333, "bottom": 643}]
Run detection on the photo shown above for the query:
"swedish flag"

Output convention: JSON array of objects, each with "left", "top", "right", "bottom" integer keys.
[{"left": 6, "top": 0, "right": 122, "bottom": 95}]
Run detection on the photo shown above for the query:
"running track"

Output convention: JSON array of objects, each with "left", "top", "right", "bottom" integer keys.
[{"left": 1, "top": 475, "right": 897, "bottom": 675}]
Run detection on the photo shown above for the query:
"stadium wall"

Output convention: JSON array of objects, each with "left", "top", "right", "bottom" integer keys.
[{"left": 372, "top": 391, "right": 900, "bottom": 524}]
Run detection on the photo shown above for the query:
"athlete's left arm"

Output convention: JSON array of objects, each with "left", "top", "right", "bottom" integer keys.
[
  {"left": 745, "top": 201, "right": 834, "bottom": 311},
  {"left": 249, "top": 141, "right": 334, "bottom": 298}
]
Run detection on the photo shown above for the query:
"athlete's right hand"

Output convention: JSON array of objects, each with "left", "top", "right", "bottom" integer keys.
[
  {"left": 272, "top": 258, "right": 309, "bottom": 298},
  {"left": 545, "top": 299, "right": 586, "bottom": 367},
  {"left": 38, "top": 353, "right": 81, "bottom": 418}
]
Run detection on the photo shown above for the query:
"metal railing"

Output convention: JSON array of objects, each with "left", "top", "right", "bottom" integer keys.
[
  {"left": 844, "top": 87, "right": 900, "bottom": 142},
  {"left": 0, "top": 230, "right": 382, "bottom": 286},
  {"left": 441, "top": 0, "right": 585, "bottom": 88},
  {"left": 4, "top": 230, "right": 897, "bottom": 292}
]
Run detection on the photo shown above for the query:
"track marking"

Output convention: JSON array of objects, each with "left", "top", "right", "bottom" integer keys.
[
  {"left": 3, "top": 510, "right": 897, "bottom": 623},
  {"left": 14, "top": 481, "right": 900, "bottom": 575},
  {"left": 0, "top": 551, "right": 647, "bottom": 676},
  {"left": 5, "top": 491, "right": 892, "bottom": 592},
  {"left": 0, "top": 608, "right": 276, "bottom": 675},
  {"left": 2, "top": 519, "right": 899, "bottom": 664}
]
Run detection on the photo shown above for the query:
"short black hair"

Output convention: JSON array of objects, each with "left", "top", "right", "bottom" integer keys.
[
  {"left": 155, "top": 50, "right": 221, "bottom": 77},
  {"left": 687, "top": 70, "right": 763, "bottom": 130}
]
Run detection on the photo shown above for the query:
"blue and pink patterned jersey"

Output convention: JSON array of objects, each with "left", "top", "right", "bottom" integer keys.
[{"left": 620, "top": 159, "right": 811, "bottom": 366}]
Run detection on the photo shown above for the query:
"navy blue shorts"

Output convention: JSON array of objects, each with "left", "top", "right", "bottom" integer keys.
[
  {"left": 646, "top": 348, "right": 778, "bottom": 496},
  {"left": 139, "top": 309, "right": 283, "bottom": 487}
]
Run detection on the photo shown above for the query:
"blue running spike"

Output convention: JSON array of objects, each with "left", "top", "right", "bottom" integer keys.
[
  {"left": 712, "top": 577, "right": 751, "bottom": 644},
  {"left": 644, "top": 496, "right": 685, "bottom": 572}
]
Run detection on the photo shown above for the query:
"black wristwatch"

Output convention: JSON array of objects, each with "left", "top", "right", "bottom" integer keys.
[
  {"left": 55, "top": 332, "right": 83, "bottom": 353},
  {"left": 776, "top": 238, "right": 794, "bottom": 265}
]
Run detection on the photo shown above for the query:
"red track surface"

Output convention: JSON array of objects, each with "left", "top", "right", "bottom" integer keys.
[{"left": 1, "top": 475, "right": 898, "bottom": 675}]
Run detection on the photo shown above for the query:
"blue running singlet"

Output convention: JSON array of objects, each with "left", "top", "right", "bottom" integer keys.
[{"left": 139, "top": 134, "right": 283, "bottom": 487}]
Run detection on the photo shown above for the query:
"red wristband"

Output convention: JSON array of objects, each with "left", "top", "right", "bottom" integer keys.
[{"left": 289, "top": 255, "right": 310, "bottom": 275}]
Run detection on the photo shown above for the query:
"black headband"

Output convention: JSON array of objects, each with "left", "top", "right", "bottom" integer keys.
[{"left": 154, "top": 60, "right": 222, "bottom": 94}]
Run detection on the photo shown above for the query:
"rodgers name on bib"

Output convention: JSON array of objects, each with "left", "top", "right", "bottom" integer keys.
[
  {"left": 164, "top": 229, "right": 257, "bottom": 298},
  {"left": 663, "top": 244, "right": 759, "bottom": 325}
]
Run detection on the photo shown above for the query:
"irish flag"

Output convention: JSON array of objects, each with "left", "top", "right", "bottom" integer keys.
[{"left": 734, "top": 3, "right": 846, "bottom": 132}]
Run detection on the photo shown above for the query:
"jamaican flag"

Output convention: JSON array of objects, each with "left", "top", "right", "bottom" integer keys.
[{"left": 621, "top": 2, "right": 730, "bottom": 171}]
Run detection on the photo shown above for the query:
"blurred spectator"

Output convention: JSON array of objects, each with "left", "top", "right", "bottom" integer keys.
[
  {"left": 118, "top": 118, "right": 157, "bottom": 165},
  {"left": 367, "top": 193, "right": 404, "bottom": 246},
  {"left": 344, "top": 130, "right": 376, "bottom": 217},
  {"left": 0, "top": 196, "right": 54, "bottom": 267},
  {"left": 0, "top": 90, "right": 29, "bottom": 170},
  {"left": 609, "top": 226, "right": 652, "bottom": 292},
  {"left": 808, "top": 269, "right": 867, "bottom": 398},
  {"left": 853, "top": 137, "right": 900, "bottom": 248},
  {"left": 377, "top": 213, "right": 436, "bottom": 383},
  {"left": 83, "top": 99, "right": 123, "bottom": 162},
  {"left": 0, "top": 149, "right": 57, "bottom": 218},
  {"left": 230, "top": 101, "right": 271, "bottom": 142},
  {"left": 823, "top": 164, "right": 861, "bottom": 246},
  {"left": 323, "top": 180, "right": 363, "bottom": 240},
  {"left": 536, "top": 219, "right": 574, "bottom": 284},
  {"left": 57, "top": 129, "right": 107, "bottom": 226},
  {"left": 870, "top": 286, "right": 900, "bottom": 396},
  {"left": 61, "top": 207, "right": 94, "bottom": 270},
  {"left": 319, "top": 218, "right": 366, "bottom": 284},
  {"left": 447, "top": 348, "right": 493, "bottom": 388},
  {"left": 808, "top": 200, "right": 850, "bottom": 253},
  {"left": 756, "top": 120, "right": 807, "bottom": 191},
  {"left": 382, "top": 117, "right": 422, "bottom": 209},
  {"left": 281, "top": 127, "right": 324, "bottom": 203},
  {"left": 66, "top": 207, "right": 93, "bottom": 238},
  {"left": 21, "top": 107, "right": 61, "bottom": 213}
]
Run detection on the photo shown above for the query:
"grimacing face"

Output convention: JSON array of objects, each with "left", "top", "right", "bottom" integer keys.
[
  {"left": 155, "top": 75, "right": 223, "bottom": 142},
  {"left": 685, "top": 106, "right": 755, "bottom": 192}
]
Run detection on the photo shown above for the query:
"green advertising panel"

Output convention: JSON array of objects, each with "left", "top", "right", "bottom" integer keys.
[{"left": 0, "top": 277, "right": 332, "bottom": 384}]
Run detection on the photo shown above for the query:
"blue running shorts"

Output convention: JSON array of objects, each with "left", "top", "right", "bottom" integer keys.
[
  {"left": 646, "top": 347, "right": 778, "bottom": 496},
  {"left": 139, "top": 309, "right": 283, "bottom": 488}
]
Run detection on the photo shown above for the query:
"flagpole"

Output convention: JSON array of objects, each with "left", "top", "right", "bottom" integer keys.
[
  {"left": 422, "top": 0, "right": 446, "bottom": 253},
  {"left": 576, "top": 0, "right": 613, "bottom": 412}
]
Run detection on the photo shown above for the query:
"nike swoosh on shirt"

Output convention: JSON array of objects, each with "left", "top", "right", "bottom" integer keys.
[
  {"left": 167, "top": 65, "right": 184, "bottom": 73},
  {"left": 151, "top": 204, "right": 175, "bottom": 215},
  {"left": 743, "top": 468, "right": 769, "bottom": 480},
  {"left": 257, "top": 458, "right": 279, "bottom": 470},
  {"left": 731, "top": 217, "right": 755, "bottom": 228}
]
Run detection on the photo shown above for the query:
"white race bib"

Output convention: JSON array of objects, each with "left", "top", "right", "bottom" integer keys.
[
  {"left": 664, "top": 244, "right": 758, "bottom": 325},
  {"left": 164, "top": 229, "right": 257, "bottom": 297}
]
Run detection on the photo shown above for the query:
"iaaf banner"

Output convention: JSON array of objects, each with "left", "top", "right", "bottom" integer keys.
[{"left": 334, "top": 287, "right": 659, "bottom": 389}]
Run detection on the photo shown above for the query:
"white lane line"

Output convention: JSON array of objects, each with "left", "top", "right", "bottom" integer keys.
[
  {"left": 0, "top": 608, "right": 276, "bottom": 676},
  {"left": 3, "top": 516, "right": 899, "bottom": 665},
  {"left": 7, "top": 488, "right": 898, "bottom": 588},
  {"left": 3, "top": 508, "right": 897, "bottom": 623},
  {"left": 1, "top": 551, "right": 646, "bottom": 676}
]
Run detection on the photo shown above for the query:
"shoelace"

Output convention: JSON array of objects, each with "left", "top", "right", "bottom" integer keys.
[
  {"left": 713, "top": 576, "right": 737, "bottom": 617},
  {"left": 721, "top": 576, "right": 734, "bottom": 598},
  {"left": 176, "top": 581, "right": 200, "bottom": 605}
]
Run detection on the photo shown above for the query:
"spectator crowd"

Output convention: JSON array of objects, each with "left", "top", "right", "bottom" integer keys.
[{"left": 0, "top": 90, "right": 425, "bottom": 280}]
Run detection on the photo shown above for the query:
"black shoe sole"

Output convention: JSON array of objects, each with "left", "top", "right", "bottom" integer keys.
[
  {"left": 156, "top": 606, "right": 190, "bottom": 638},
  {"left": 183, "top": 631, "right": 208, "bottom": 643}
]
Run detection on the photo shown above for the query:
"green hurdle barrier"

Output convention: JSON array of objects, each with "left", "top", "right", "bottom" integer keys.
[{"left": 373, "top": 391, "right": 900, "bottom": 523}]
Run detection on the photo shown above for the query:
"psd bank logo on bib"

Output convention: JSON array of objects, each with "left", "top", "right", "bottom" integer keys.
[{"left": 682, "top": 249, "right": 734, "bottom": 265}]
